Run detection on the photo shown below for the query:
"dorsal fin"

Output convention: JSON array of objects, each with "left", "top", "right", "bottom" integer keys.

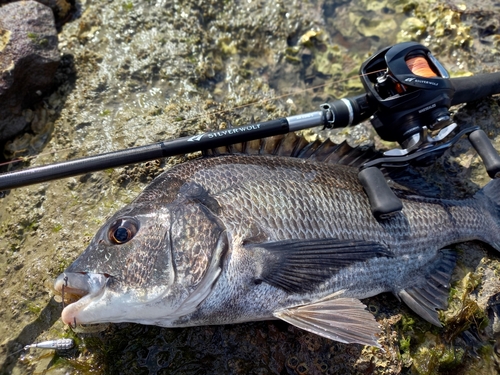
[{"left": 202, "top": 133, "right": 380, "bottom": 168}]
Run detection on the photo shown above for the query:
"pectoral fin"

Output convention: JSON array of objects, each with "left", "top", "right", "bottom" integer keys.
[
  {"left": 274, "top": 294, "right": 381, "bottom": 347},
  {"left": 247, "top": 238, "right": 392, "bottom": 293}
]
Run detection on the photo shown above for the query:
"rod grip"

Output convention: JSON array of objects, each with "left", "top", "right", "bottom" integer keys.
[{"left": 451, "top": 73, "right": 500, "bottom": 105}]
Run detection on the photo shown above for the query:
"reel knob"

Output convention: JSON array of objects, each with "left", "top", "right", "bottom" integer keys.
[
  {"left": 358, "top": 167, "right": 403, "bottom": 220},
  {"left": 469, "top": 129, "right": 500, "bottom": 178}
]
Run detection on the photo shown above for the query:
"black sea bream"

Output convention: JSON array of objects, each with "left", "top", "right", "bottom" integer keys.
[{"left": 54, "top": 135, "right": 500, "bottom": 347}]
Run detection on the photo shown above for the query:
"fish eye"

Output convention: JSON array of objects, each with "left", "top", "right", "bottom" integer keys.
[{"left": 108, "top": 218, "right": 139, "bottom": 244}]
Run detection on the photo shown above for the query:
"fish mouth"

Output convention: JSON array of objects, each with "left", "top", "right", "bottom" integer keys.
[{"left": 53, "top": 272, "right": 109, "bottom": 326}]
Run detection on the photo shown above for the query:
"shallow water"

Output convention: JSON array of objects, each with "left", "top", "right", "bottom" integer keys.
[{"left": 0, "top": 0, "right": 500, "bottom": 374}]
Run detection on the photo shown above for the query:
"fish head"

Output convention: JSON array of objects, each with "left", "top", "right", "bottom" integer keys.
[{"left": 54, "top": 182, "right": 228, "bottom": 327}]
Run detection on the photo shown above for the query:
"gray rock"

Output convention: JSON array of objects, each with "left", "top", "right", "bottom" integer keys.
[
  {"left": 0, "top": 0, "right": 74, "bottom": 26},
  {"left": 0, "top": 0, "right": 59, "bottom": 142}
]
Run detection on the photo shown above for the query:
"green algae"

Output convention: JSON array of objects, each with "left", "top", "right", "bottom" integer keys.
[
  {"left": 443, "top": 269, "right": 489, "bottom": 340},
  {"left": 411, "top": 334, "right": 466, "bottom": 375}
]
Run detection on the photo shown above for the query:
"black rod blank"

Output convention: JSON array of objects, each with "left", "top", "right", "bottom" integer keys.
[{"left": 0, "top": 118, "right": 291, "bottom": 190}]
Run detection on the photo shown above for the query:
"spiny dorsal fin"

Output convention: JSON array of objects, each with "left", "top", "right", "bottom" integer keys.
[
  {"left": 202, "top": 131, "right": 445, "bottom": 197},
  {"left": 202, "top": 132, "right": 380, "bottom": 168}
]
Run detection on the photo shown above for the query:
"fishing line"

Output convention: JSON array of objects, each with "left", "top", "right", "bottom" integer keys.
[
  {"left": 61, "top": 276, "right": 68, "bottom": 310},
  {"left": 0, "top": 70, "right": 385, "bottom": 168},
  {"left": 0, "top": 147, "right": 75, "bottom": 167}
]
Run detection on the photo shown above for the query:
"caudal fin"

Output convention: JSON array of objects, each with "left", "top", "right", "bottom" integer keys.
[{"left": 477, "top": 179, "right": 500, "bottom": 251}]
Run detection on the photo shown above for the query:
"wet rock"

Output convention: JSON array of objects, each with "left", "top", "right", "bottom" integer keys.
[
  {"left": 0, "top": 0, "right": 59, "bottom": 142},
  {"left": 0, "top": 0, "right": 74, "bottom": 26}
]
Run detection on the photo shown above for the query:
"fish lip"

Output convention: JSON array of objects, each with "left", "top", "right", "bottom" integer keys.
[{"left": 54, "top": 272, "right": 109, "bottom": 325}]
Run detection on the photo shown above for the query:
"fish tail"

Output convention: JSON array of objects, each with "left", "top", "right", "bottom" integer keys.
[{"left": 477, "top": 178, "right": 500, "bottom": 251}]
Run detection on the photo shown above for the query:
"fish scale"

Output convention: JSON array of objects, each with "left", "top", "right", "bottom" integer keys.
[{"left": 54, "top": 135, "right": 500, "bottom": 347}]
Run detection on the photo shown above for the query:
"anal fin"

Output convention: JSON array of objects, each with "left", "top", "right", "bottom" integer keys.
[
  {"left": 398, "top": 249, "right": 457, "bottom": 326},
  {"left": 274, "top": 294, "right": 381, "bottom": 347}
]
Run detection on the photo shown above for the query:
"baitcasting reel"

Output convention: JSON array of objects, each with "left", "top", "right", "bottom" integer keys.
[
  {"left": 321, "top": 42, "right": 500, "bottom": 218},
  {"left": 361, "top": 42, "right": 455, "bottom": 150}
]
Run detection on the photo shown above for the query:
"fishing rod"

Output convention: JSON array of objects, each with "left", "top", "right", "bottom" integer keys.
[{"left": 1, "top": 42, "right": 500, "bottom": 218}]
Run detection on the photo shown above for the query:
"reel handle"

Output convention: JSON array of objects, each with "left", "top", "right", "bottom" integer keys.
[
  {"left": 358, "top": 127, "right": 500, "bottom": 220},
  {"left": 358, "top": 167, "right": 403, "bottom": 219},
  {"left": 469, "top": 129, "right": 500, "bottom": 178}
]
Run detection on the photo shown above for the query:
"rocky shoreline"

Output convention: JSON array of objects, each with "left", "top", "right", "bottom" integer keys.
[{"left": 0, "top": 0, "right": 499, "bottom": 374}]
